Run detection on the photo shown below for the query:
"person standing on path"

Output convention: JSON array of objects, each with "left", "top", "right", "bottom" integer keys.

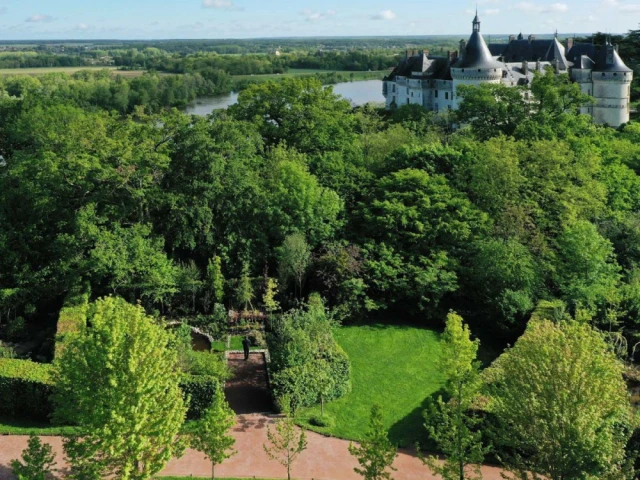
[{"left": 242, "top": 336, "right": 251, "bottom": 361}]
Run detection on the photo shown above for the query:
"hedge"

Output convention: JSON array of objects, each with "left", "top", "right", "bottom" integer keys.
[
  {"left": 180, "top": 375, "right": 221, "bottom": 419},
  {"left": 54, "top": 282, "right": 90, "bottom": 358},
  {"left": 0, "top": 359, "right": 54, "bottom": 421}
]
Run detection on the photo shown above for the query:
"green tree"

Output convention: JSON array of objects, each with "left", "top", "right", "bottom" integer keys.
[
  {"left": 10, "top": 435, "right": 57, "bottom": 480},
  {"left": 236, "top": 263, "right": 254, "bottom": 311},
  {"left": 422, "top": 312, "right": 486, "bottom": 480},
  {"left": 349, "top": 404, "right": 397, "bottom": 480},
  {"left": 263, "top": 277, "right": 281, "bottom": 314},
  {"left": 278, "top": 233, "right": 312, "bottom": 299},
  {"left": 207, "top": 256, "right": 225, "bottom": 305},
  {"left": 53, "top": 297, "right": 186, "bottom": 480},
  {"left": 191, "top": 393, "right": 237, "bottom": 480},
  {"left": 263, "top": 405, "right": 308, "bottom": 480},
  {"left": 487, "top": 319, "right": 632, "bottom": 480}
]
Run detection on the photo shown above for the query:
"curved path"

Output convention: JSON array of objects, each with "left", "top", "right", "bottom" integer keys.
[{"left": 0, "top": 417, "right": 505, "bottom": 480}]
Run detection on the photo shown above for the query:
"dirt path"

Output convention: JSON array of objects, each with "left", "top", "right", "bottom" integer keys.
[
  {"left": 225, "top": 352, "right": 273, "bottom": 414},
  {"left": 0, "top": 414, "right": 506, "bottom": 480}
]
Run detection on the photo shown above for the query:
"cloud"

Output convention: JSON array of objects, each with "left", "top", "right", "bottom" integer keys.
[
  {"left": 618, "top": 3, "right": 640, "bottom": 11},
  {"left": 371, "top": 10, "right": 396, "bottom": 20},
  {"left": 75, "top": 23, "right": 90, "bottom": 31},
  {"left": 25, "top": 14, "right": 54, "bottom": 23},
  {"left": 485, "top": 8, "right": 500, "bottom": 15},
  {"left": 513, "top": 2, "right": 568, "bottom": 13},
  {"left": 202, "top": 0, "right": 233, "bottom": 8},
  {"left": 300, "top": 8, "right": 337, "bottom": 22}
]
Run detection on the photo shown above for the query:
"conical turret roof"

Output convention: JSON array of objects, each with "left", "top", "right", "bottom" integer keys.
[
  {"left": 594, "top": 42, "right": 633, "bottom": 72},
  {"left": 455, "top": 15, "right": 503, "bottom": 70}
]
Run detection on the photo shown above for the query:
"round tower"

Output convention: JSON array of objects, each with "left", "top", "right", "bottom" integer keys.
[
  {"left": 591, "top": 40, "right": 633, "bottom": 127},
  {"left": 450, "top": 13, "right": 504, "bottom": 109}
]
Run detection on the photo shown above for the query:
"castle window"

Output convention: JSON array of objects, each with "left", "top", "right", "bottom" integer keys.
[
  {"left": 392, "top": 84, "right": 396, "bottom": 92},
  {"left": 614, "top": 73, "right": 618, "bottom": 76},
  {"left": 435, "top": 90, "right": 439, "bottom": 98},
  {"left": 445, "top": 92, "right": 449, "bottom": 100},
  {"left": 478, "top": 69, "right": 481, "bottom": 72},
  {"left": 435, "top": 104, "right": 439, "bottom": 113},
  {"left": 462, "top": 69, "right": 465, "bottom": 72},
  {"left": 602, "top": 73, "right": 605, "bottom": 76}
]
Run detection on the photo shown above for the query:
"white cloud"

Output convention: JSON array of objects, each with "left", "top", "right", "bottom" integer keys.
[
  {"left": 76, "top": 23, "right": 90, "bottom": 31},
  {"left": 300, "top": 9, "right": 337, "bottom": 22},
  {"left": 202, "top": 0, "right": 233, "bottom": 8},
  {"left": 25, "top": 14, "right": 54, "bottom": 23},
  {"left": 513, "top": 2, "right": 568, "bottom": 13},
  {"left": 619, "top": 3, "right": 640, "bottom": 11},
  {"left": 485, "top": 8, "right": 501, "bottom": 15},
  {"left": 371, "top": 10, "right": 397, "bottom": 20}
]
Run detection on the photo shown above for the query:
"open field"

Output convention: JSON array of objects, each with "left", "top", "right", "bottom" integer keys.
[
  {"left": 297, "top": 324, "right": 447, "bottom": 448},
  {"left": 0, "top": 66, "right": 146, "bottom": 77}
]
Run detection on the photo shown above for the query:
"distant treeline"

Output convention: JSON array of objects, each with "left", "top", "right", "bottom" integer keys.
[{"left": 0, "top": 53, "right": 90, "bottom": 69}]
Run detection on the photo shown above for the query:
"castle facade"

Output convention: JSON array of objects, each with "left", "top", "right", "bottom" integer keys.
[{"left": 383, "top": 14, "right": 634, "bottom": 127}]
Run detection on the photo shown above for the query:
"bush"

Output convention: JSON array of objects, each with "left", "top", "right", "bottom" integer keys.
[
  {"left": 268, "top": 304, "right": 351, "bottom": 410},
  {"left": 184, "top": 351, "right": 229, "bottom": 379},
  {"left": 0, "top": 359, "right": 53, "bottom": 421},
  {"left": 308, "top": 414, "right": 335, "bottom": 428},
  {"left": 180, "top": 375, "right": 221, "bottom": 419}
]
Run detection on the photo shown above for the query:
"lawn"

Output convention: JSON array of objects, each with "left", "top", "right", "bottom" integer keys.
[
  {"left": 0, "top": 416, "right": 77, "bottom": 436},
  {"left": 297, "top": 324, "right": 447, "bottom": 448},
  {"left": 0, "top": 66, "right": 146, "bottom": 77},
  {"left": 212, "top": 335, "right": 264, "bottom": 352}
]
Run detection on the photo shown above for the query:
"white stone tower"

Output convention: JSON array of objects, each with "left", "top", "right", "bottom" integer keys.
[
  {"left": 450, "top": 12, "right": 504, "bottom": 109},
  {"left": 591, "top": 40, "right": 633, "bottom": 127}
]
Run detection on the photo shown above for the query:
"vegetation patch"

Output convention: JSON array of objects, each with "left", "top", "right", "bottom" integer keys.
[
  {"left": 297, "top": 324, "right": 446, "bottom": 447},
  {"left": 0, "top": 359, "right": 54, "bottom": 421}
]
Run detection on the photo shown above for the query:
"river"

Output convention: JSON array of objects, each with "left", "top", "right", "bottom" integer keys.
[{"left": 184, "top": 79, "right": 384, "bottom": 116}]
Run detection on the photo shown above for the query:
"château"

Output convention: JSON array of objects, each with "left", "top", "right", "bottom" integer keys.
[{"left": 383, "top": 13, "right": 634, "bottom": 127}]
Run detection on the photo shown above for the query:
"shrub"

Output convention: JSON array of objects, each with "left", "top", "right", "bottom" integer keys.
[
  {"left": 308, "top": 414, "right": 335, "bottom": 428},
  {"left": 180, "top": 375, "right": 221, "bottom": 419},
  {"left": 268, "top": 304, "right": 351, "bottom": 410},
  {"left": 0, "top": 359, "right": 53, "bottom": 421},
  {"left": 184, "top": 351, "right": 229, "bottom": 379}
]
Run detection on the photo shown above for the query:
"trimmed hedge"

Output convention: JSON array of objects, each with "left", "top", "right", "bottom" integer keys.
[
  {"left": 180, "top": 375, "right": 221, "bottom": 420},
  {"left": 0, "top": 359, "right": 54, "bottom": 421},
  {"left": 55, "top": 282, "right": 90, "bottom": 358}
]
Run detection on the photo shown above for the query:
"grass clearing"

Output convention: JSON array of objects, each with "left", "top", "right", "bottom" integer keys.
[
  {"left": 0, "top": 66, "right": 146, "bottom": 77},
  {"left": 0, "top": 416, "right": 77, "bottom": 436},
  {"left": 212, "top": 335, "right": 264, "bottom": 352},
  {"left": 297, "top": 324, "right": 447, "bottom": 448}
]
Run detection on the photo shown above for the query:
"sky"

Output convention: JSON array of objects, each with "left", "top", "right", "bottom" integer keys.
[{"left": 0, "top": 0, "right": 637, "bottom": 40}]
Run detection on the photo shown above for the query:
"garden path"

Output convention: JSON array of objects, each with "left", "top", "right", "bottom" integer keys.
[
  {"left": 0, "top": 416, "right": 506, "bottom": 480},
  {"left": 225, "top": 351, "right": 273, "bottom": 414}
]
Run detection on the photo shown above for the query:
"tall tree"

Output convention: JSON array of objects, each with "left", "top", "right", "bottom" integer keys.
[
  {"left": 487, "top": 319, "right": 632, "bottom": 480},
  {"left": 53, "top": 297, "right": 186, "bottom": 480},
  {"left": 278, "top": 233, "right": 312, "bottom": 299},
  {"left": 190, "top": 393, "right": 237, "bottom": 480},
  {"left": 349, "top": 404, "right": 397, "bottom": 480},
  {"left": 10, "top": 436, "right": 57, "bottom": 480},
  {"left": 422, "top": 312, "right": 486, "bottom": 480},
  {"left": 236, "top": 263, "right": 254, "bottom": 311},
  {"left": 207, "top": 256, "right": 225, "bottom": 306}
]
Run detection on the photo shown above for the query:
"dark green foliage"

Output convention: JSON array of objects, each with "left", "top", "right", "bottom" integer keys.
[
  {"left": 55, "top": 282, "right": 90, "bottom": 358},
  {"left": 308, "top": 414, "right": 335, "bottom": 428},
  {"left": 0, "top": 359, "right": 54, "bottom": 421},
  {"left": 180, "top": 375, "right": 221, "bottom": 420},
  {"left": 11, "top": 435, "right": 57, "bottom": 480}
]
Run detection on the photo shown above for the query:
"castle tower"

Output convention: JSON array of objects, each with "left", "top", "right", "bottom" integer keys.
[
  {"left": 450, "top": 13, "right": 503, "bottom": 109},
  {"left": 591, "top": 39, "right": 633, "bottom": 127}
]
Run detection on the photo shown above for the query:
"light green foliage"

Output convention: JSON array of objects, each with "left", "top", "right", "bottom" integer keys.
[
  {"left": 235, "top": 263, "right": 254, "bottom": 311},
  {"left": 349, "top": 405, "right": 397, "bottom": 480},
  {"left": 207, "top": 256, "right": 226, "bottom": 306},
  {"left": 191, "top": 393, "right": 237, "bottom": 480},
  {"left": 556, "top": 220, "right": 622, "bottom": 314},
  {"left": 423, "top": 312, "right": 486, "bottom": 480},
  {"left": 53, "top": 297, "right": 187, "bottom": 480},
  {"left": 10, "top": 435, "right": 57, "bottom": 480},
  {"left": 263, "top": 408, "right": 308, "bottom": 480},
  {"left": 487, "top": 320, "right": 632, "bottom": 480},
  {"left": 277, "top": 233, "right": 312, "bottom": 298},
  {"left": 263, "top": 278, "right": 280, "bottom": 314}
]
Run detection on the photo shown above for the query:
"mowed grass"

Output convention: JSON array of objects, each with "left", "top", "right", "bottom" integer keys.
[
  {"left": 297, "top": 324, "right": 446, "bottom": 447},
  {"left": 0, "top": 416, "right": 77, "bottom": 436},
  {"left": 0, "top": 66, "right": 146, "bottom": 77}
]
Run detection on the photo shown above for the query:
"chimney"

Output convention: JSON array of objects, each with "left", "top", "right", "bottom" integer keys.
[
  {"left": 536, "top": 60, "right": 541, "bottom": 71},
  {"left": 459, "top": 39, "right": 467, "bottom": 54},
  {"left": 509, "top": 35, "right": 516, "bottom": 42},
  {"left": 565, "top": 38, "right": 574, "bottom": 50},
  {"left": 528, "top": 34, "right": 536, "bottom": 42},
  {"left": 448, "top": 50, "right": 459, "bottom": 64},
  {"left": 423, "top": 48, "right": 429, "bottom": 57},
  {"left": 522, "top": 60, "right": 529, "bottom": 75},
  {"left": 405, "top": 49, "right": 411, "bottom": 60}
]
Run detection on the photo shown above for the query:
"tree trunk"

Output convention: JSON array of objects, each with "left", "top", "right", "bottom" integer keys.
[{"left": 212, "top": 461, "right": 215, "bottom": 480}]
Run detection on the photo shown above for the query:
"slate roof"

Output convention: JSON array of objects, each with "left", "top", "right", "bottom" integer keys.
[
  {"left": 454, "top": 30, "right": 503, "bottom": 69},
  {"left": 594, "top": 44, "right": 633, "bottom": 72}
]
